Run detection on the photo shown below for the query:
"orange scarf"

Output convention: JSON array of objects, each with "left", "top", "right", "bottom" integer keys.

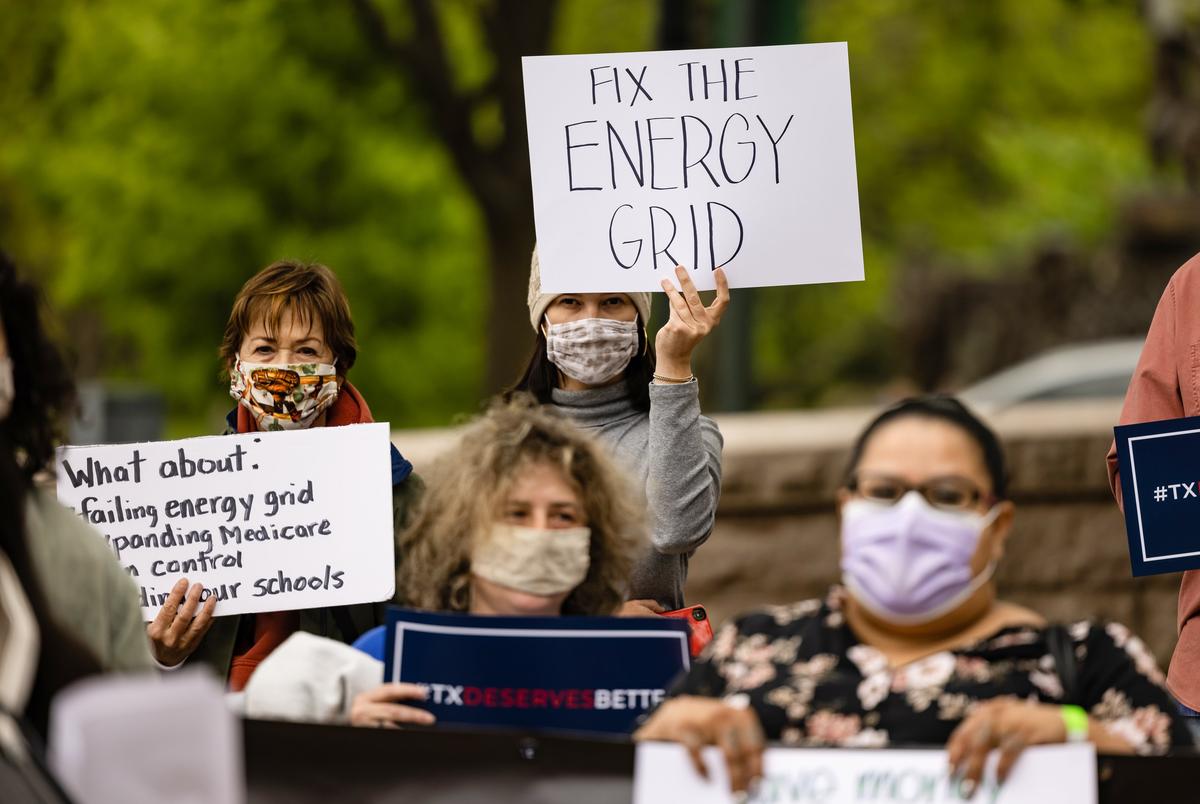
[{"left": 227, "top": 382, "right": 375, "bottom": 692}]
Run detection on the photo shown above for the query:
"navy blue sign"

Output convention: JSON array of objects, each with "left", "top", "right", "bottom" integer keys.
[
  {"left": 1115, "top": 415, "right": 1200, "bottom": 576},
  {"left": 382, "top": 607, "right": 691, "bottom": 734}
]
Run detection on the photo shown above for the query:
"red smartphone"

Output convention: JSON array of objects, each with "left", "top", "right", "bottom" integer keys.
[{"left": 660, "top": 604, "right": 714, "bottom": 658}]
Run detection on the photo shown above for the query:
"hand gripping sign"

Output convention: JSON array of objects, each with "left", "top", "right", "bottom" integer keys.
[
  {"left": 55, "top": 423, "right": 396, "bottom": 619},
  {"left": 523, "top": 42, "right": 865, "bottom": 294},
  {"left": 633, "top": 742, "right": 1098, "bottom": 804}
]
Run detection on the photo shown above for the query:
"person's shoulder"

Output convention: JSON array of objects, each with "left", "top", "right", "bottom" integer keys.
[
  {"left": 988, "top": 600, "right": 1046, "bottom": 630},
  {"left": 730, "top": 596, "right": 831, "bottom": 636},
  {"left": 25, "top": 487, "right": 136, "bottom": 605},
  {"left": 26, "top": 486, "right": 111, "bottom": 561},
  {"left": 1166, "top": 252, "right": 1200, "bottom": 297}
]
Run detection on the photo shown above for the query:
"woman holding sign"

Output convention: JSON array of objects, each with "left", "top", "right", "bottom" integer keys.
[
  {"left": 639, "top": 396, "right": 1189, "bottom": 795},
  {"left": 509, "top": 248, "right": 727, "bottom": 615},
  {"left": 149, "top": 260, "right": 422, "bottom": 690},
  {"left": 240, "top": 398, "right": 644, "bottom": 727}
]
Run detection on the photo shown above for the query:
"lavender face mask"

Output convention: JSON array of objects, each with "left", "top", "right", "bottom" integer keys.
[{"left": 840, "top": 491, "right": 1000, "bottom": 626}]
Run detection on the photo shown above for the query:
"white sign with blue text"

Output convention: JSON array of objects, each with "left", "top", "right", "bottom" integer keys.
[
  {"left": 522, "top": 42, "right": 864, "bottom": 293},
  {"left": 634, "top": 742, "right": 1098, "bottom": 804},
  {"left": 55, "top": 423, "right": 396, "bottom": 619}
]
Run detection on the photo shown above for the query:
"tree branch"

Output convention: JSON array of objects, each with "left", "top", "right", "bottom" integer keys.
[{"left": 349, "top": 0, "right": 491, "bottom": 199}]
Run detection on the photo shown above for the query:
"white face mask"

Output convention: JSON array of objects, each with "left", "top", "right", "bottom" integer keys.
[
  {"left": 472, "top": 523, "right": 591, "bottom": 597},
  {"left": 0, "top": 357, "right": 12, "bottom": 421},
  {"left": 544, "top": 318, "right": 638, "bottom": 386}
]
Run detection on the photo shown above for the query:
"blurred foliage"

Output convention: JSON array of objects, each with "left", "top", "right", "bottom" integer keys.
[
  {"left": 756, "top": 0, "right": 1158, "bottom": 407},
  {"left": 0, "top": 0, "right": 1173, "bottom": 430},
  {"left": 0, "top": 0, "right": 656, "bottom": 435}
]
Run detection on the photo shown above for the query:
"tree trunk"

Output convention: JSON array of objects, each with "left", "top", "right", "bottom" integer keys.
[{"left": 485, "top": 216, "right": 537, "bottom": 393}]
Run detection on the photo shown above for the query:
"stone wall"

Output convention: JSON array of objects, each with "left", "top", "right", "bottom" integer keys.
[{"left": 393, "top": 398, "right": 1180, "bottom": 665}]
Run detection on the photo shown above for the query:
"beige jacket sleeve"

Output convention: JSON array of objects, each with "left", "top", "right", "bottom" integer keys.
[{"left": 25, "top": 488, "right": 154, "bottom": 672}]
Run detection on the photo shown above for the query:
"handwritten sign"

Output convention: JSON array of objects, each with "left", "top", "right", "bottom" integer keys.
[
  {"left": 55, "top": 423, "right": 396, "bottom": 619},
  {"left": 1114, "top": 415, "right": 1200, "bottom": 575},
  {"left": 522, "top": 42, "right": 864, "bottom": 294},
  {"left": 634, "top": 742, "right": 1098, "bottom": 804},
  {"left": 384, "top": 607, "right": 690, "bottom": 734}
]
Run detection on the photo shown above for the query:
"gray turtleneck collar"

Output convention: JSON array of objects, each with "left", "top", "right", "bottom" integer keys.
[{"left": 549, "top": 382, "right": 643, "bottom": 429}]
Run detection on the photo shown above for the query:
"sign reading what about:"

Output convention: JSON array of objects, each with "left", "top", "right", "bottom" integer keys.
[
  {"left": 55, "top": 423, "right": 397, "bottom": 619},
  {"left": 1114, "top": 415, "right": 1200, "bottom": 576},
  {"left": 384, "top": 607, "right": 691, "bottom": 735}
]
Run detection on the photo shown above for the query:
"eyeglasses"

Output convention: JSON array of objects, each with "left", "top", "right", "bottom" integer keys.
[{"left": 847, "top": 472, "right": 993, "bottom": 512}]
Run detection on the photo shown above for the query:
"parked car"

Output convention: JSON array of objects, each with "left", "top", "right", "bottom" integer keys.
[{"left": 959, "top": 338, "right": 1144, "bottom": 410}]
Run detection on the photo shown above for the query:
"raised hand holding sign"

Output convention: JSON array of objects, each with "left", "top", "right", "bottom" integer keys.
[{"left": 655, "top": 265, "right": 731, "bottom": 380}]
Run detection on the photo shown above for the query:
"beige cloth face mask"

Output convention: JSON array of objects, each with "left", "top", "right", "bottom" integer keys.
[{"left": 472, "top": 523, "right": 591, "bottom": 596}]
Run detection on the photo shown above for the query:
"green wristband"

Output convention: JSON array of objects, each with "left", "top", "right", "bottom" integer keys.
[{"left": 1061, "top": 704, "right": 1089, "bottom": 743}]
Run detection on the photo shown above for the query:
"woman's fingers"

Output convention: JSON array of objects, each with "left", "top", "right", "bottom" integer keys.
[
  {"left": 660, "top": 276, "right": 698, "bottom": 327},
  {"left": 740, "top": 710, "right": 765, "bottom": 788},
  {"left": 959, "top": 717, "right": 994, "bottom": 797},
  {"left": 945, "top": 718, "right": 972, "bottom": 771},
  {"left": 373, "top": 703, "right": 436, "bottom": 726},
  {"left": 708, "top": 267, "right": 731, "bottom": 323},
  {"left": 350, "top": 685, "right": 435, "bottom": 728},
  {"left": 181, "top": 594, "right": 217, "bottom": 645},
  {"left": 682, "top": 732, "right": 710, "bottom": 780},
  {"left": 674, "top": 265, "right": 707, "bottom": 321},
  {"left": 718, "top": 709, "right": 765, "bottom": 794},
  {"left": 166, "top": 583, "right": 203, "bottom": 643},
  {"left": 718, "top": 722, "right": 750, "bottom": 793},
  {"left": 148, "top": 578, "right": 188, "bottom": 637},
  {"left": 995, "top": 732, "right": 1027, "bottom": 783},
  {"left": 370, "top": 683, "right": 430, "bottom": 703}
]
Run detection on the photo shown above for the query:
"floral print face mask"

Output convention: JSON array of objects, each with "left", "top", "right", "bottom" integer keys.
[
  {"left": 544, "top": 317, "right": 638, "bottom": 386},
  {"left": 229, "top": 358, "right": 340, "bottom": 431}
]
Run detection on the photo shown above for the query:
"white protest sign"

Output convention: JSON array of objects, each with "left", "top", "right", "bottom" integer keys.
[
  {"left": 633, "top": 742, "right": 1098, "bottom": 804},
  {"left": 55, "top": 423, "right": 396, "bottom": 620},
  {"left": 522, "top": 42, "right": 864, "bottom": 294}
]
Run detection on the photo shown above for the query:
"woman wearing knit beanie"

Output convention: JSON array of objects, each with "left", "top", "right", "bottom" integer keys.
[{"left": 509, "top": 249, "right": 730, "bottom": 614}]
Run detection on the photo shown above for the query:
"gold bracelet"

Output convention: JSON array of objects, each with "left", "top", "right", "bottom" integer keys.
[{"left": 653, "top": 372, "right": 694, "bottom": 384}]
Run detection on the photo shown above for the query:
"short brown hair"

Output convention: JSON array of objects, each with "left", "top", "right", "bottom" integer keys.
[
  {"left": 219, "top": 260, "right": 357, "bottom": 373},
  {"left": 397, "top": 396, "right": 645, "bottom": 616}
]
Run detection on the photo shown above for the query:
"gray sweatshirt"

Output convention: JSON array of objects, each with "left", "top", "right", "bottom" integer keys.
[{"left": 550, "top": 380, "right": 723, "bottom": 609}]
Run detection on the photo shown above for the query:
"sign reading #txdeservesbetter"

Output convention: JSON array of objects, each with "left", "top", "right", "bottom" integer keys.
[
  {"left": 1114, "top": 414, "right": 1200, "bottom": 576},
  {"left": 55, "top": 423, "right": 396, "bottom": 619},
  {"left": 385, "top": 608, "right": 691, "bottom": 734},
  {"left": 522, "top": 42, "right": 864, "bottom": 294}
]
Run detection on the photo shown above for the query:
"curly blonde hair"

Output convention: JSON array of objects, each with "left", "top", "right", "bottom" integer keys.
[{"left": 396, "top": 396, "right": 645, "bottom": 616}]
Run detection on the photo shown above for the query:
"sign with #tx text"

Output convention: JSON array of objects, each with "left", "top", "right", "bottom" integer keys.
[
  {"left": 1112, "top": 414, "right": 1200, "bottom": 576},
  {"left": 522, "top": 42, "right": 864, "bottom": 294},
  {"left": 384, "top": 607, "right": 691, "bottom": 735},
  {"left": 634, "top": 742, "right": 1098, "bottom": 804},
  {"left": 55, "top": 423, "right": 396, "bottom": 619}
]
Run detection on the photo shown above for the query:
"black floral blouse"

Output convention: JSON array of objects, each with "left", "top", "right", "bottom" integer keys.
[{"left": 671, "top": 588, "right": 1191, "bottom": 753}]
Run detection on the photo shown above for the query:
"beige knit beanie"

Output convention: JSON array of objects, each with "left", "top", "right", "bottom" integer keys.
[{"left": 527, "top": 246, "right": 652, "bottom": 331}]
